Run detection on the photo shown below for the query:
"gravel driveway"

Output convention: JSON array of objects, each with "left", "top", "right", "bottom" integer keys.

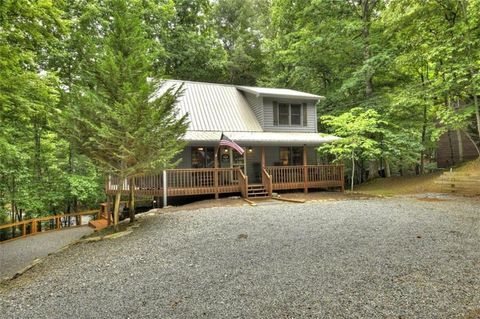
[
  {"left": 0, "top": 197, "right": 479, "bottom": 318},
  {"left": 0, "top": 227, "right": 93, "bottom": 279}
]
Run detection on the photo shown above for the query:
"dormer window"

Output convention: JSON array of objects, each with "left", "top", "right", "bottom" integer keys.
[{"left": 273, "top": 102, "right": 308, "bottom": 126}]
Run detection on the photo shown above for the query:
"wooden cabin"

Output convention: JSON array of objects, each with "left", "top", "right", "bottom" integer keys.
[
  {"left": 106, "top": 80, "right": 344, "bottom": 203},
  {"left": 437, "top": 130, "right": 479, "bottom": 168}
]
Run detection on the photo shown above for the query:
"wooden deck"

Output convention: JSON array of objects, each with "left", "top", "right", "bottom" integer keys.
[{"left": 106, "top": 165, "right": 345, "bottom": 199}]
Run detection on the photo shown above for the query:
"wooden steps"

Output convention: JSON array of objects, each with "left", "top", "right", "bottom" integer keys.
[
  {"left": 88, "top": 203, "right": 111, "bottom": 231},
  {"left": 88, "top": 219, "right": 109, "bottom": 231},
  {"left": 247, "top": 184, "right": 270, "bottom": 198}
]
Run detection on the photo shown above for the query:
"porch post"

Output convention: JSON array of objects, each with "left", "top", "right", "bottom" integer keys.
[
  {"left": 214, "top": 147, "right": 219, "bottom": 199},
  {"left": 261, "top": 146, "right": 266, "bottom": 168},
  {"left": 163, "top": 170, "right": 168, "bottom": 207},
  {"left": 303, "top": 145, "right": 308, "bottom": 194}
]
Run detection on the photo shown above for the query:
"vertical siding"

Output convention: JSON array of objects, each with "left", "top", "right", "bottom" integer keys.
[
  {"left": 262, "top": 97, "right": 318, "bottom": 133},
  {"left": 243, "top": 92, "right": 264, "bottom": 127}
]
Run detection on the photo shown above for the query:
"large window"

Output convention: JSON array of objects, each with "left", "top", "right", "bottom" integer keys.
[
  {"left": 191, "top": 147, "right": 215, "bottom": 168},
  {"left": 273, "top": 102, "right": 308, "bottom": 126},
  {"left": 279, "top": 147, "right": 303, "bottom": 165}
]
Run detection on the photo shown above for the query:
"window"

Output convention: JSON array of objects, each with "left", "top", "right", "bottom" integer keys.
[
  {"left": 191, "top": 147, "right": 215, "bottom": 168},
  {"left": 279, "top": 147, "right": 303, "bottom": 165},
  {"left": 273, "top": 102, "right": 308, "bottom": 126},
  {"left": 291, "top": 104, "right": 301, "bottom": 125},
  {"left": 278, "top": 103, "right": 290, "bottom": 125}
]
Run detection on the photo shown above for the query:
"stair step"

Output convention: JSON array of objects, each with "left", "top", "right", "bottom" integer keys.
[
  {"left": 248, "top": 193, "right": 270, "bottom": 198},
  {"left": 248, "top": 191, "right": 267, "bottom": 195},
  {"left": 248, "top": 186, "right": 265, "bottom": 190}
]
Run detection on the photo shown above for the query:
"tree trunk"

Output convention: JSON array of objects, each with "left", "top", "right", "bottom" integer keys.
[
  {"left": 474, "top": 94, "right": 480, "bottom": 140},
  {"left": 368, "top": 160, "right": 378, "bottom": 180},
  {"left": 361, "top": 0, "right": 375, "bottom": 98},
  {"left": 113, "top": 180, "right": 123, "bottom": 232},
  {"left": 33, "top": 122, "right": 42, "bottom": 180},
  {"left": 128, "top": 178, "right": 135, "bottom": 223},
  {"left": 384, "top": 158, "right": 391, "bottom": 178},
  {"left": 351, "top": 150, "right": 355, "bottom": 191},
  {"left": 456, "top": 129, "right": 464, "bottom": 163},
  {"left": 420, "top": 104, "right": 427, "bottom": 174}
]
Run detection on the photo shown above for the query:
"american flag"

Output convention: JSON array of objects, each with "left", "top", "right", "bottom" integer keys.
[{"left": 219, "top": 133, "right": 244, "bottom": 155}]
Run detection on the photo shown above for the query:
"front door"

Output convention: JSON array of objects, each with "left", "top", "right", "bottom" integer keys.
[{"left": 220, "top": 147, "right": 246, "bottom": 182}]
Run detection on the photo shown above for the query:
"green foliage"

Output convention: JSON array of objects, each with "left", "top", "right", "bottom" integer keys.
[
  {"left": 319, "top": 107, "right": 423, "bottom": 170},
  {"left": 212, "top": 0, "right": 267, "bottom": 84},
  {"left": 66, "top": 0, "right": 188, "bottom": 180},
  {"left": 318, "top": 108, "right": 385, "bottom": 161}
]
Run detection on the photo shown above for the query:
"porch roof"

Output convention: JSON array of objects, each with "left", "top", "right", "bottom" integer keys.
[{"left": 183, "top": 131, "right": 340, "bottom": 146}]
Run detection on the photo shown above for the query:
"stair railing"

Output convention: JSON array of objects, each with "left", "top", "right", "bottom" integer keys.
[
  {"left": 262, "top": 168, "right": 273, "bottom": 197},
  {"left": 238, "top": 169, "right": 249, "bottom": 198}
]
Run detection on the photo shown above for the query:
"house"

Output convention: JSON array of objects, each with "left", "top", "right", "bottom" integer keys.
[{"left": 106, "top": 80, "right": 344, "bottom": 204}]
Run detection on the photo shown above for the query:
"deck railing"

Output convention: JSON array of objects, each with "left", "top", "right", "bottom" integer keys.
[
  {"left": 107, "top": 168, "right": 242, "bottom": 197},
  {"left": 106, "top": 165, "right": 345, "bottom": 198},
  {"left": 265, "top": 165, "right": 344, "bottom": 191},
  {"left": 0, "top": 210, "right": 100, "bottom": 243}
]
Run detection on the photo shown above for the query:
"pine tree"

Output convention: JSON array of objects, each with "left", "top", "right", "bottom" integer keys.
[{"left": 66, "top": 0, "right": 188, "bottom": 230}]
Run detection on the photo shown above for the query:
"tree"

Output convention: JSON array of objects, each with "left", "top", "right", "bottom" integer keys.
[
  {"left": 66, "top": 0, "right": 188, "bottom": 230},
  {"left": 163, "top": 0, "right": 228, "bottom": 82},
  {"left": 212, "top": 0, "right": 267, "bottom": 85}
]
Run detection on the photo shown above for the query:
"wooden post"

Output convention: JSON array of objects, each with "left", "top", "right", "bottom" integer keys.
[
  {"left": 22, "top": 223, "right": 26, "bottom": 237},
  {"left": 261, "top": 146, "right": 266, "bottom": 168},
  {"left": 31, "top": 219, "right": 36, "bottom": 234},
  {"left": 214, "top": 147, "right": 219, "bottom": 199},
  {"left": 303, "top": 145, "right": 308, "bottom": 193},
  {"left": 163, "top": 170, "right": 168, "bottom": 207}
]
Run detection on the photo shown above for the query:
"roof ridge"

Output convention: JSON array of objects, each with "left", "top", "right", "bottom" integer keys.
[{"left": 161, "top": 79, "right": 237, "bottom": 89}]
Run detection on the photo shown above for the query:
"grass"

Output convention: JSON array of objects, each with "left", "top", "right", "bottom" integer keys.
[{"left": 355, "top": 159, "right": 480, "bottom": 197}]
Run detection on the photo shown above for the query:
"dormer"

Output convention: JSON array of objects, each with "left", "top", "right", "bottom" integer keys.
[{"left": 236, "top": 86, "right": 323, "bottom": 133}]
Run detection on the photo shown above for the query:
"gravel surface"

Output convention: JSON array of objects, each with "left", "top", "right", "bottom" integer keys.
[
  {"left": 0, "top": 197, "right": 479, "bottom": 318},
  {"left": 0, "top": 227, "right": 93, "bottom": 279}
]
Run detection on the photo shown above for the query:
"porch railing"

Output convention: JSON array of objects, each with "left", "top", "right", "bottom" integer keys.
[
  {"left": 106, "top": 168, "right": 243, "bottom": 197},
  {"left": 106, "top": 165, "right": 345, "bottom": 199},
  {"left": 265, "top": 165, "right": 344, "bottom": 191}
]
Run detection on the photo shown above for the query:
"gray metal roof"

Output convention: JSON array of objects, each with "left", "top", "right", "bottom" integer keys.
[
  {"left": 152, "top": 80, "right": 336, "bottom": 145},
  {"left": 236, "top": 86, "right": 323, "bottom": 100},
  {"left": 153, "top": 80, "right": 262, "bottom": 132}
]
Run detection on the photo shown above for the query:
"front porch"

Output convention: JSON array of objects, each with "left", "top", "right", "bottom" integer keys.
[
  {"left": 105, "top": 164, "right": 345, "bottom": 203},
  {"left": 106, "top": 145, "right": 344, "bottom": 204}
]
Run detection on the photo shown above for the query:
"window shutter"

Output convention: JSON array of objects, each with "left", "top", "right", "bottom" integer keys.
[
  {"left": 302, "top": 103, "right": 308, "bottom": 126},
  {"left": 273, "top": 101, "right": 278, "bottom": 126}
]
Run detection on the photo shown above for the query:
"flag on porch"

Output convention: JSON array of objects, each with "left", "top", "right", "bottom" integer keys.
[{"left": 219, "top": 133, "right": 244, "bottom": 155}]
